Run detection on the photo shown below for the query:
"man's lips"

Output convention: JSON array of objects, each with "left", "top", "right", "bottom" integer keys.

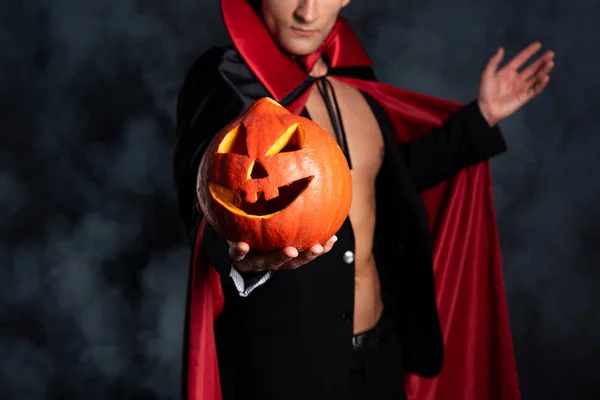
[{"left": 291, "top": 27, "right": 319, "bottom": 37}]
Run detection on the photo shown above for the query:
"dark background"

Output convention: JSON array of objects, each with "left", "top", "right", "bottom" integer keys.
[{"left": 2, "top": 0, "right": 599, "bottom": 399}]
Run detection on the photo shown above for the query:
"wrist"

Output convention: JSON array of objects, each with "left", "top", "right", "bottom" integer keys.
[{"left": 476, "top": 99, "right": 499, "bottom": 127}]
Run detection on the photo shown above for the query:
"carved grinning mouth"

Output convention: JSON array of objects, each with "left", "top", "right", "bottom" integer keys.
[{"left": 208, "top": 176, "right": 314, "bottom": 218}]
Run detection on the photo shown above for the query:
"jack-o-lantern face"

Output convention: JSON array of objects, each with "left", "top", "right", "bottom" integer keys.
[
  {"left": 197, "top": 97, "right": 352, "bottom": 252},
  {"left": 208, "top": 118, "right": 314, "bottom": 218}
]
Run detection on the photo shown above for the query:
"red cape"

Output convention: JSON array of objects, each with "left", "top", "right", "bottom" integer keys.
[{"left": 186, "top": 1, "right": 521, "bottom": 399}]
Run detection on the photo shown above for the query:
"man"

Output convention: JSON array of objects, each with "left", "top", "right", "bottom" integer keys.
[{"left": 173, "top": 1, "right": 554, "bottom": 399}]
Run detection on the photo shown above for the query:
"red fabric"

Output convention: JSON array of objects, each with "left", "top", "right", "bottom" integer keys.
[
  {"left": 188, "top": 219, "right": 225, "bottom": 400},
  {"left": 186, "top": 1, "right": 521, "bottom": 399}
]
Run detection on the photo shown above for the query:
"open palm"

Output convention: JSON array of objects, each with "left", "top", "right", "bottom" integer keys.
[{"left": 477, "top": 42, "right": 555, "bottom": 126}]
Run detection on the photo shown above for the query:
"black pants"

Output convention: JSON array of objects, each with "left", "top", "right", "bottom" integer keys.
[{"left": 350, "top": 308, "right": 407, "bottom": 400}]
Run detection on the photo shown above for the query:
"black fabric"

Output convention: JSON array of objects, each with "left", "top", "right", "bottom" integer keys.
[
  {"left": 362, "top": 90, "right": 444, "bottom": 376},
  {"left": 217, "top": 219, "right": 356, "bottom": 400},
  {"left": 173, "top": 45, "right": 508, "bottom": 399},
  {"left": 316, "top": 77, "right": 353, "bottom": 168},
  {"left": 350, "top": 308, "right": 407, "bottom": 400},
  {"left": 397, "top": 99, "right": 506, "bottom": 192}
]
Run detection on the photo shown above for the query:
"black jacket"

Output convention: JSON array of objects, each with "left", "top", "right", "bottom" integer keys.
[{"left": 174, "top": 45, "right": 507, "bottom": 400}]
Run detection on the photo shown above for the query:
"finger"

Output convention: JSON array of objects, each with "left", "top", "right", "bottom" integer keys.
[
  {"left": 521, "top": 51, "right": 554, "bottom": 80},
  {"left": 524, "top": 58, "right": 554, "bottom": 91},
  {"left": 229, "top": 241, "right": 250, "bottom": 261},
  {"left": 532, "top": 74, "right": 551, "bottom": 93},
  {"left": 526, "top": 59, "right": 554, "bottom": 83},
  {"left": 520, "top": 57, "right": 547, "bottom": 81},
  {"left": 258, "top": 247, "right": 298, "bottom": 270},
  {"left": 508, "top": 41, "right": 542, "bottom": 71},
  {"left": 285, "top": 245, "right": 324, "bottom": 269},
  {"left": 483, "top": 47, "right": 504, "bottom": 77},
  {"left": 307, "top": 244, "right": 324, "bottom": 257},
  {"left": 285, "top": 236, "right": 339, "bottom": 269},
  {"left": 523, "top": 74, "right": 550, "bottom": 102},
  {"left": 322, "top": 235, "right": 338, "bottom": 253}
]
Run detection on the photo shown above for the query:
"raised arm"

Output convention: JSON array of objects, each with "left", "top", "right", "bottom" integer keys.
[
  {"left": 401, "top": 41, "right": 554, "bottom": 192},
  {"left": 399, "top": 100, "right": 507, "bottom": 192}
]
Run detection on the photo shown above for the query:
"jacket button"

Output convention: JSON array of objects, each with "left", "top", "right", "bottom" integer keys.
[
  {"left": 341, "top": 311, "right": 353, "bottom": 322},
  {"left": 343, "top": 250, "right": 354, "bottom": 264}
]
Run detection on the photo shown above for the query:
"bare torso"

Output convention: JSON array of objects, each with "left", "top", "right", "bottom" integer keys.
[{"left": 305, "top": 65, "right": 385, "bottom": 334}]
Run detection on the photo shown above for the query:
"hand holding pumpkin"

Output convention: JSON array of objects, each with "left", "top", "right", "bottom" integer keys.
[
  {"left": 197, "top": 98, "right": 353, "bottom": 254},
  {"left": 228, "top": 236, "right": 338, "bottom": 272}
]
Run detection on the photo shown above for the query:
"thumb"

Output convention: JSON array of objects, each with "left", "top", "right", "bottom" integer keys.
[
  {"left": 229, "top": 241, "right": 250, "bottom": 261},
  {"left": 484, "top": 47, "right": 504, "bottom": 76}
]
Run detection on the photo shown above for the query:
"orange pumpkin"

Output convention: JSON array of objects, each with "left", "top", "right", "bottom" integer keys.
[{"left": 196, "top": 97, "right": 352, "bottom": 252}]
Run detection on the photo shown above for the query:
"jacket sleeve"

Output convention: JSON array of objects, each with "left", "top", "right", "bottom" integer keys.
[
  {"left": 173, "top": 46, "right": 271, "bottom": 293},
  {"left": 399, "top": 100, "right": 507, "bottom": 192}
]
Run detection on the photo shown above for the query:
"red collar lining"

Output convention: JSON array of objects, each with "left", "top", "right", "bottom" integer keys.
[{"left": 220, "top": 0, "right": 372, "bottom": 101}]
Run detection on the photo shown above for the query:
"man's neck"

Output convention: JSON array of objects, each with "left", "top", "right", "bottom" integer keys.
[{"left": 309, "top": 57, "right": 328, "bottom": 78}]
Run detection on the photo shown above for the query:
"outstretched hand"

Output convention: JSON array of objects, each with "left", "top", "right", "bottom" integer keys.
[
  {"left": 477, "top": 41, "right": 555, "bottom": 126},
  {"left": 227, "top": 236, "right": 338, "bottom": 273}
]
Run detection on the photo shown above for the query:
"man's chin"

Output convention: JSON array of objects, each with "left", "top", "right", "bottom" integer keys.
[{"left": 279, "top": 38, "right": 322, "bottom": 58}]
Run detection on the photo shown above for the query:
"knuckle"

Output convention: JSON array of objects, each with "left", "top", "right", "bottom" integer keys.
[
  {"left": 277, "top": 262, "right": 291, "bottom": 270},
  {"left": 271, "top": 260, "right": 284, "bottom": 269},
  {"left": 269, "top": 258, "right": 285, "bottom": 270},
  {"left": 253, "top": 259, "right": 265, "bottom": 271}
]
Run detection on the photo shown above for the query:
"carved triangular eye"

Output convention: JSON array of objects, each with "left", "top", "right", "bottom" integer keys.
[
  {"left": 265, "top": 123, "right": 304, "bottom": 156},
  {"left": 218, "top": 123, "right": 248, "bottom": 155}
]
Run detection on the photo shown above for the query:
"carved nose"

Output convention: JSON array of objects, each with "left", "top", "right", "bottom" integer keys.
[{"left": 249, "top": 160, "right": 268, "bottom": 179}]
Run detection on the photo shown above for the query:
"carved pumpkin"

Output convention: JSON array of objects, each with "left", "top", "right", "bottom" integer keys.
[{"left": 196, "top": 97, "right": 352, "bottom": 252}]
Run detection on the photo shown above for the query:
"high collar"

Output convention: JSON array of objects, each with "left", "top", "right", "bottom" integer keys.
[{"left": 220, "top": 0, "right": 372, "bottom": 102}]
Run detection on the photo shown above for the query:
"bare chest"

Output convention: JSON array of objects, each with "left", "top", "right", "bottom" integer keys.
[{"left": 304, "top": 78, "right": 384, "bottom": 178}]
